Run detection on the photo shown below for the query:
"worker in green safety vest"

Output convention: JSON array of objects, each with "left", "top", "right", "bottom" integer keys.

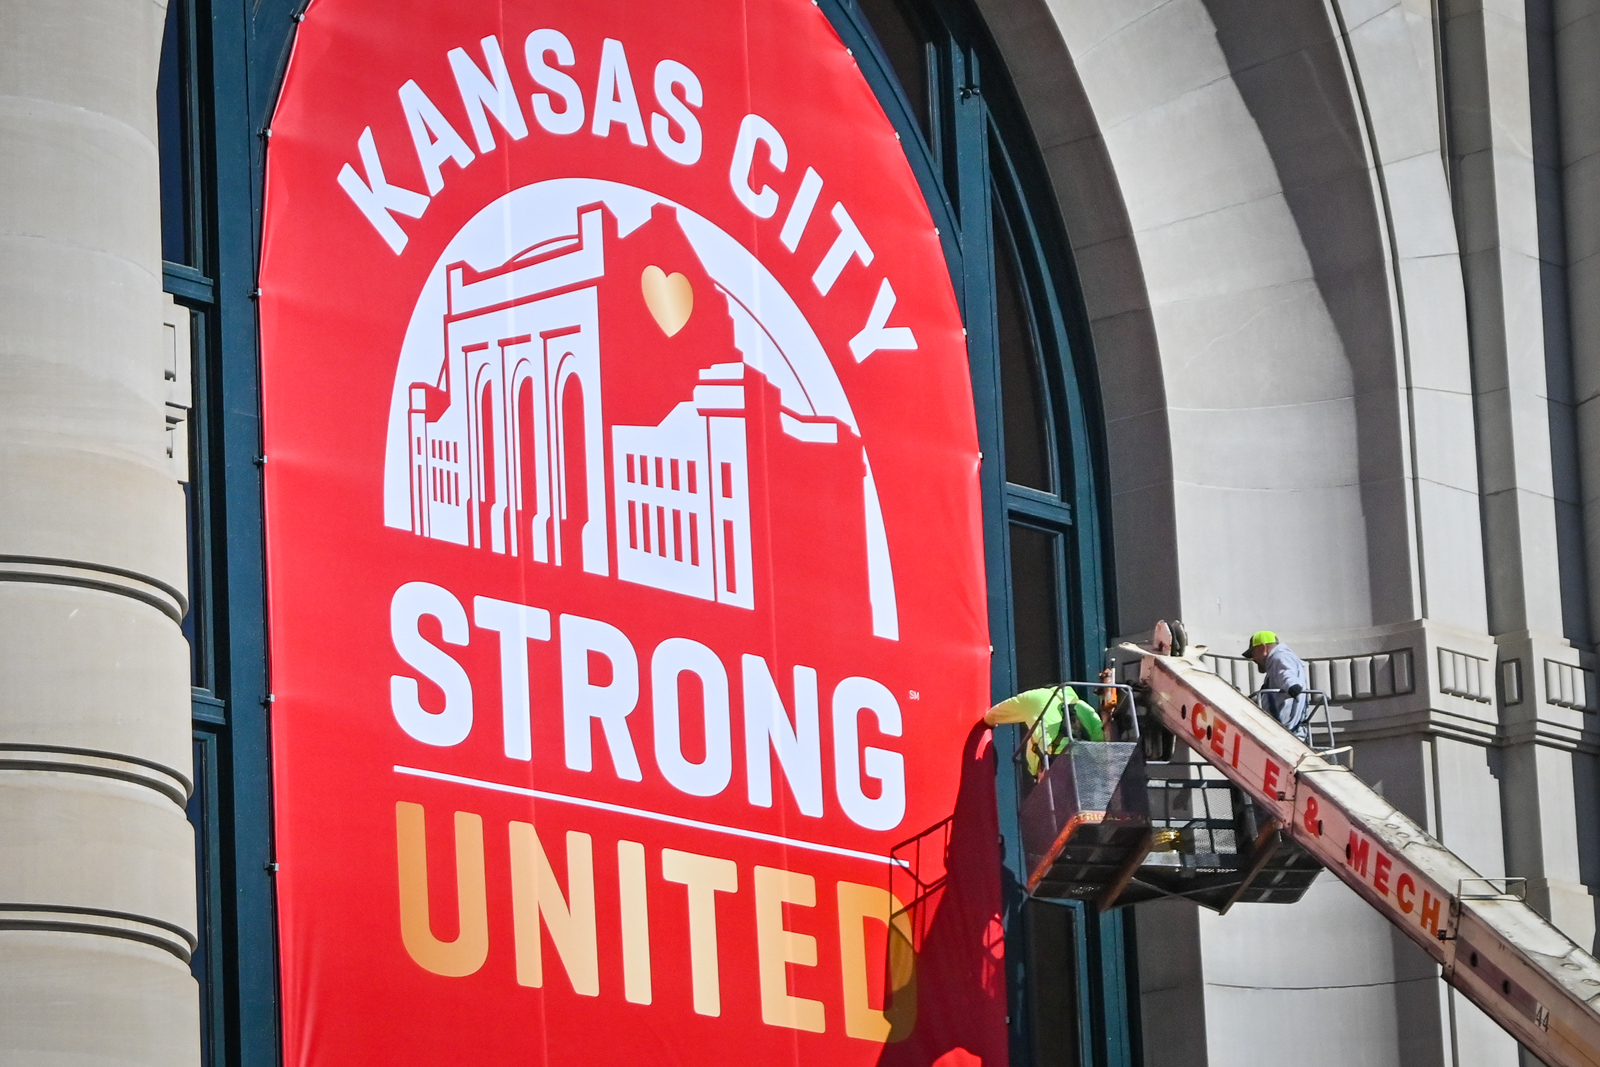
[{"left": 984, "top": 684, "right": 1105, "bottom": 777}]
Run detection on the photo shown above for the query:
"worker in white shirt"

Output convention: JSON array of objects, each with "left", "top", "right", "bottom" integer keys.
[{"left": 1244, "top": 630, "right": 1312, "bottom": 743}]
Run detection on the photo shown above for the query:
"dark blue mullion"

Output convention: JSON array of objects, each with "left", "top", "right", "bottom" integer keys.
[
  {"left": 184, "top": 0, "right": 215, "bottom": 275},
  {"left": 1120, "top": 910, "right": 1145, "bottom": 1067},
  {"left": 987, "top": 137, "right": 1106, "bottom": 669},
  {"left": 943, "top": 43, "right": 1006, "bottom": 700},
  {"left": 824, "top": 0, "right": 965, "bottom": 309},
  {"left": 1071, "top": 897, "right": 1096, "bottom": 1066},
  {"left": 1007, "top": 506, "right": 1100, "bottom": 1067},
  {"left": 162, "top": 0, "right": 236, "bottom": 1048},
  {"left": 161, "top": 0, "right": 210, "bottom": 271},
  {"left": 1006, "top": 489, "right": 1074, "bottom": 527},
  {"left": 940, "top": 42, "right": 1044, "bottom": 1067},
  {"left": 190, "top": 728, "right": 228, "bottom": 1067},
  {"left": 986, "top": 124, "right": 1115, "bottom": 655},
  {"left": 986, "top": 109, "right": 1133, "bottom": 1067},
  {"left": 989, "top": 183, "right": 1065, "bottom": 507},
  {"left": 961, "top": 32, "right": 1129, "bottom": 1067},
  {"left": 837, "top": 5, "right": 1125, "bottom": 1061},
  {"left": 988, "top": 113, "right": 1135, "bottom": 1067},
  {"left": 920, "top": 30, "right": 956, "bottom": 204},
  {"left": 820, "top": 30, "right": 1039, "bottom": 1064},
  {"left": 166, "top": 263, "right": 217, "bottom": 305},
  {"left": 1098, "top": 909, "right": 1137, "bottom": 1067},
  {"left": 193, "top": 691, "right": 227, "bottom": 726},
  {"left": 177, "top": 297, "right": 218, "bottom": 692},
  {"left": 202, "top": 0, "right": 294, "bottom": 1061}
]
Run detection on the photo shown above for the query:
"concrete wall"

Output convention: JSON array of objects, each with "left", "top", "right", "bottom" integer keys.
[
  {"left": 975, "top": 0, "right": 1600, "bottom": 1064},
  {"left": 0, "top": 0, "right": 200, "bottom": 1062}
]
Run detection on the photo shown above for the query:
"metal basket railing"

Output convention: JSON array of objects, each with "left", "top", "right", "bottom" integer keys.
[
  {"left": 1010, "top": 681, "right": 1141, "bottom": 782},
  {"left": 888, "top": 815, "right": 951, "bottom": 949},
  {"left": 1251, "top": 687, "right": 1353, "bottom": 764}
]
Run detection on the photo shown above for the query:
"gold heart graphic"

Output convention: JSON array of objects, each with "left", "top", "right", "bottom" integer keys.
[{"left": 641, "top": 265, "right": 694, "bottom": 337}]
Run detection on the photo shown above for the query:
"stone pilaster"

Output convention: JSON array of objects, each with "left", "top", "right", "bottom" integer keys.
[{"left": 0, "top": 0, "right": 200, "bottom": 1061}]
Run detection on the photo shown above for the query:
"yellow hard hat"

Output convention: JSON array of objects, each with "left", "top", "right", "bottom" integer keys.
[{"left": 1245, "top": 630, "right": 1278, "bottom": 654}]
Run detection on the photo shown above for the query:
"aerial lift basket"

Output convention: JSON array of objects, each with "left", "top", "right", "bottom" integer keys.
[{"left": 1014, "top": 683, "right": 1152, "bottom": 908}]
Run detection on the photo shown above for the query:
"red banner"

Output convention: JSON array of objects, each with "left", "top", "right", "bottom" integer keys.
[{"left": 259, "top": 0, "right": 1002, "bottom": 1063}]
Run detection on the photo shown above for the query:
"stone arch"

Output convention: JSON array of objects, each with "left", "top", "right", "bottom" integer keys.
[
  {"left": 967, "top": 4, "right": 1501, "bottom": 1067},
  {"left": 972, "top": 0, "right": 1456, "bottom": 640}
]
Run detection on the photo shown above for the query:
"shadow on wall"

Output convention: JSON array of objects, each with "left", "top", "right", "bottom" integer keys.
[
  {"left": 877, "top": 723, "right": 1008, "bottom": 1067},
  {"left": 1201, "top": 0, "right": 1415, "bottom": 625}
]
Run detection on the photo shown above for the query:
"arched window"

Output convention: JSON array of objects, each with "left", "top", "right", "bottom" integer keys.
[
  {"left": 826, "top": 2, "right": 1128, "bottom": 1064},
  {"left": 165, "top": 0, "right": 1126, "bottom": 1061}
]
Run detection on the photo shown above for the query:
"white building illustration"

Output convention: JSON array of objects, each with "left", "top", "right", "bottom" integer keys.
[
  {"left": 613, "top": 363, "right": 753, "bottom": 608},
  {"left": 407, "top": 208, "right": 609, "bottom": 574},
  {"left": 391, "top": 183, "right": 901, "bottom": 636},
  {"left": 404, "top": 204, "right": 762, "bottom": 607}
]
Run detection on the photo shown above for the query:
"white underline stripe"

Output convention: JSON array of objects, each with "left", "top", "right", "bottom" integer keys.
[{"left": 393, "top": 765, "right": 904, "bottom": 867}]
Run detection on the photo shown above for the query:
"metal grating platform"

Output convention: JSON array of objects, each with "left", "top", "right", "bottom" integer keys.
[{"left": 1112, "top": 765, "right": 1320, "bottom": 912}]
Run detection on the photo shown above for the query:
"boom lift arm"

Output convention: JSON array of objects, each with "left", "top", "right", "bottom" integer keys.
[{"left": 1137, "top": 647, "right": 1600, "bottom": 1067}]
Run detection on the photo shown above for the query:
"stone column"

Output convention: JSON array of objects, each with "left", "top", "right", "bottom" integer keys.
[
  {"left": 1553, "top": 0, "right": 1600, "bottom": 953},
  {"left": 1561, "top": 2, "right": 1600, "bottom": 647},
  {"left": 0, "top": 0, "right": 201, "bottom": 1063},
  {"left": 1444, "top": 0, "right": 1600, "bottom": 954}
]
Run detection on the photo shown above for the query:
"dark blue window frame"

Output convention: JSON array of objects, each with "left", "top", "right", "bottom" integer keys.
[
  {"left": 812, "top": 5, "right": 1133, "bottom": 1064},
  {"left": 159, "top": 0, "right": 296, "bottom": 1062},
  {"left": 161, "top": 0, "right": 1131, "bottom": 1063}
]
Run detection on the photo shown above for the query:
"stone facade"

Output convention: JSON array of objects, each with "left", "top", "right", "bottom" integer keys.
[
  {"left": 2, "top": 0, "right": 1597, "bottom": 1064},
  {"left": 975, "top": 0, "right": 1600, "bottom": 1063}
]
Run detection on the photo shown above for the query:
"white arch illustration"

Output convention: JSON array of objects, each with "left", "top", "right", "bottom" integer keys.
[{"left": 382, "top": 178, "right": 899, "bottom": 640}]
